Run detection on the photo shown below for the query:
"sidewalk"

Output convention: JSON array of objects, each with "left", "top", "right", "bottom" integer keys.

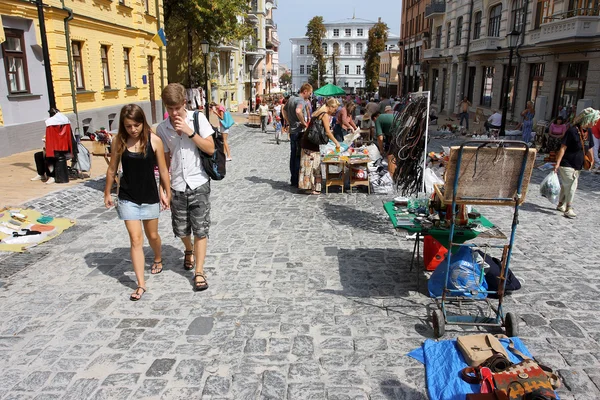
[{"left": 0, "top": 141, "right": 108, "bottom": 207}]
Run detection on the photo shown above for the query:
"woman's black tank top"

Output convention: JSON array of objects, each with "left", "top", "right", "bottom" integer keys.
[{"left": 119, "top": 137, "right": 159, "bottom": 205}]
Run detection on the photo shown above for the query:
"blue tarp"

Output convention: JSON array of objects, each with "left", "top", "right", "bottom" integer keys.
[{"left": 407, "top": 337, "right": 558, "bottom": 400}]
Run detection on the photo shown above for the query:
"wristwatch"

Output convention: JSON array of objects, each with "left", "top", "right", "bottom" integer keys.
[{"left": 188, "top": 131, "right": 197, "bottom": 139}]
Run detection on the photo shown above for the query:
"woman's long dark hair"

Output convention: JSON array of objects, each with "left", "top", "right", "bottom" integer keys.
[{"left": 115, "top": 104, "right": 152, "bottom": 155}]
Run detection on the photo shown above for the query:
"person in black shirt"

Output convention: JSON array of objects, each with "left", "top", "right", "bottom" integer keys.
[
  {"left": 554, "top": 107, "right": 599, "bottom": 218},
  {"left": 104, "top": 104, "right": 171, "bottom": 301}
]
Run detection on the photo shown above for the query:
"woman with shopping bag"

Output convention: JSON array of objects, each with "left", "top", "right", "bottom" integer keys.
[{"left": 210, "top": 102, "right": 234, "bottom": 161}]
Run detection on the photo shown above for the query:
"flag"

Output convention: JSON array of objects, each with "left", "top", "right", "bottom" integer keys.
[{"left": 152, "top": 28, "right": 167, "bottom": 47}]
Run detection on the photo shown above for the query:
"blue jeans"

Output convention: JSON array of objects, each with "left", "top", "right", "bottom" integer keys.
[
  {"left": 459, "top": 112, "right": 469, "bottom": 130},
  {"left": 290, "top": 132, "right": 301, "bottom": 186}
]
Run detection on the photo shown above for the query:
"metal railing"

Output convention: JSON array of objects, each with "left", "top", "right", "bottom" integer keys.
[{"left": 543, "top": 7, "right": 600, "bottom": 22}]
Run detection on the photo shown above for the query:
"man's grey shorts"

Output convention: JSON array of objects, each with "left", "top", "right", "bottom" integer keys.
[{"left": 171, "top": 181, "right": 211, "bottom": 239}]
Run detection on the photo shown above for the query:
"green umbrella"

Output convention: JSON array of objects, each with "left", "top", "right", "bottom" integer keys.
[{"left": 313, "top": 83, "right": 346, "bottom": 97}]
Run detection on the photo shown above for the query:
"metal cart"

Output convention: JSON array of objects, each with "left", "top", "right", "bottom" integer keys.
[{"left": 431, "top": 140, "right": 536, "bottom": 338}]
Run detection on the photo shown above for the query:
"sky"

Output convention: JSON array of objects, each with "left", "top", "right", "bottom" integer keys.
[{"left": 275, "top": 0, "right": 402, "bottom": 67}]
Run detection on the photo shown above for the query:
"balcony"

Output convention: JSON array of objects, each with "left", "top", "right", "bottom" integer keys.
[
  {"left": 425, "top": 1, "right": 446, "bottom": 18},
  {"left": 423, "top": 48, "right": 442, "bottom": 59},
  {"left": 470, "top": 36, "right": 502, "bottom": 53},
  {"left": 530, "top": 14, "right": 600, "bottom": 45},
  {"left": 266, "top": 18, "right": 277, "bottom": 30}
]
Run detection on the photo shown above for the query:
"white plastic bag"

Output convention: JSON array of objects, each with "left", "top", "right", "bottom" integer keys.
[
  {"left": 540, "top": 171, "right": 560, "bottom": 204},
  {"left": 424, "top": 167, "right": 444, "bottom": 194},
  {"left": 366, "top": 144, "right": 381, "bottom": 161}
]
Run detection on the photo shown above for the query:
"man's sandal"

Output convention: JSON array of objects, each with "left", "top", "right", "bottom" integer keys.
[
  {"left": 151, "top": 260, "right": 163, "bottom": 275},
  {"left": 130, "top": 287, "right": 146, "bottom": 301},
  {"left": 183, "top": 250, "right": 194, "bottom": 271},
  {"left": 194, "top": 273, "right": 209, "bottom": 291}
]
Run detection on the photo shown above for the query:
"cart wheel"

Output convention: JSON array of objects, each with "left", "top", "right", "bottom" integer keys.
[
  {"left": 505, "top": 312, "right": 519, "bottom": 337},
  {"left": 432, "top": 310, "right": 445, "bottom": 338}
]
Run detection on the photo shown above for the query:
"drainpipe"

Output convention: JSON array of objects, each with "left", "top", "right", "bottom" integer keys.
[
  {"left": 156, "top": 0, "right": 165, "bottom": 113},
  {"left": 35, "top": 0, "right": 56, "bottom": 115},
  {"left": 460, "top": 0, "right": 475, "bottom": 99},
  {"left": 60, "top": 0, "right": 81, "bottom": 135},
  {"left": 511, "top": 0, "right": 529, "bottom": 118}
]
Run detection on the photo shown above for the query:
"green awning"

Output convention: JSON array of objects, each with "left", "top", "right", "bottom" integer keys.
[{"left": 313, "top": 83, "right": 346, "bottom": 97}]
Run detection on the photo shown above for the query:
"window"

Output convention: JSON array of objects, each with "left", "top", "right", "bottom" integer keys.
[
  {"left": 356, "top": 65, "right": 361, "bottom": 75},
  {"left": 344, "top": 65, "right": 349, "bottom": 74},
  {"left": 473, "top": 12, "right": 482, "bottom": 39},
  {"left": 480, "top": 66, "right": 495, "bottom": 107},
  {"left": 344, "top": 81, "right": 349, "bottom": 87},
  {"left": 512, "top": 0, "right": 526, "bottom": 33},
  {"left": 446, "top": 22, "right": 451, "bottom": 48},
  {"left": 357, "top": 28, "right": 364, "bottom": 36},
  {"left": 456, "top": 17, "right": 463, "bottom": 45},
  {"left": 300, "top": 65, "right": 304, "bottom": 74},
  {"left": 101, "top": 45, "right": 111, "bottom": 88},
  {"left": 307, "top": 46, "right": 312, "bottom": 55},
  {"left": 333, "top": 42, "right": 340, "bottom": 54},
  {"left": 527, "top": 63, "right": 545, "bottom": 103},
  {"left": 123, "top": 48, "right": 132, "bottom": 87},
  {"left": 534, "top": 0, "right": 551, "bottom": 29},
  {"left": 435, "top": 26, "right": 442, "bottom": 48},
  {"left": 488, "top": 4, "right": 502, "bottom": 37},
  {"left": 144, "top": 0, "right": 149, "bottom": 13},
  {"left": 300, "top": 45, "right": 304, "bottom": 55},
  {"left": 307, "top": 65, "right": 312, "bottom": 74},
  {"left": 333, "top": 28, "right": 339, "bottom": 37},
  {"left": 2, "top": 29, "right": 30, "bottom": 94},
  {"left": 554, "top": 62, "right": 588, "bottom": 116},
  {"left": 322, "top": 43, "right": 328, "bottom": 55},
  {"left": 356, "top": 42, "right": 363, "bottom": 55},
  {"left": 72, "top": 41, "right": 85, "bottom": 90},
  {"left": 345, "top": 28, "right": 351, "bottom": 37},
  {"left": 344, "top": 43, "right": 351, "bottom": 55}
]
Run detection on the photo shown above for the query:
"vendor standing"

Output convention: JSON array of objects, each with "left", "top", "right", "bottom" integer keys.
[
  {"left": 375, "top": 106, "right": 397, "bottom": 176},
  {"left": 333, "top": 101, "right": 358, "bottom": 142}
]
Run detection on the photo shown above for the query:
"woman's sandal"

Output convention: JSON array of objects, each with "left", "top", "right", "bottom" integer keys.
[
  {"left": 193, "top": 273, "right": 209, "bottom": 291},
  {"left": 130, "top": 286, "right": 146, "bottom": 301},
  {"left": 183, "top": 250, "right": 194, "bottom": 271},
  {"left": 151, "top": 260, "right": 163, "bottom": 275}
]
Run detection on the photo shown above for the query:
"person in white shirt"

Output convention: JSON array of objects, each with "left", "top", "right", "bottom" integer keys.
[
  {"left": 156, "top": 83, "right": 215, "bottom": 291},
  {"left": 485, "top": 110, "right": 503, "bottom": 132},
  {"left": 258, "top": 103, "right": 270, "bottom": 132}
]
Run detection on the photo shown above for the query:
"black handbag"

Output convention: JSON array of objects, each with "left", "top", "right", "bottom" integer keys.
[
  {"left": 307, "top": 114, "right": 329, "bottom": 145},
  {"left": 193, "top": 111, "right": 226, "bottom": 180}
]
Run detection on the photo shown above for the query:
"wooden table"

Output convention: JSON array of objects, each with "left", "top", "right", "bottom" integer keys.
[
  {"left": 322, "top": 158, "right": 345, "bottom": 193},
  {"left": 347, "top": 159, "right": 370, "bottom": 194}
]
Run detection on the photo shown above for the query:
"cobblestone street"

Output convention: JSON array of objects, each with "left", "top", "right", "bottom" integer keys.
[{"left": 0, "top": 125, "right": 599, "bottom": 399}]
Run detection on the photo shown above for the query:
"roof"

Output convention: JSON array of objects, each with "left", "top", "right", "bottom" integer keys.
[{"left": 325, "top": 17, "right": 377, "bottom": 25}]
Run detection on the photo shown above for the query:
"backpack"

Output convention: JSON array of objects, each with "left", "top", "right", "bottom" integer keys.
[
  {"left": 221, "top": 111, "right": 235, "bottom": 129},
  {"left": 193, "top": 111, "right": 226, "bottom": 181}
]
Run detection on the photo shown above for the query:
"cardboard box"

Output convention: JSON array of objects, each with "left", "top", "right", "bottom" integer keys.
[{"left": 92, "top": 141, "right": 108, "bottom": 156}]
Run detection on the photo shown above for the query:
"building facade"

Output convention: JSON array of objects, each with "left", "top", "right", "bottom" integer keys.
[
  {"left": 400, "top": 0, "right": 430, "bottom": 96},
  {"left": 378, "top": 49, "right": 401, "bottom": 98},
  {"left": 0, "top": 0, "right": 166, "bottom": 157},
  {"left": 290, "top": 17, "right": 400, "bottom": 93},
  {"left": 423, "top": 0, "right": 600, "bottom": 123}
]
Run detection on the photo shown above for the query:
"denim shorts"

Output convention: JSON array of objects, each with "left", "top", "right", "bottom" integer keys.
[
  {"left": 116, "top": 199, "right": 160, "bottom": 221},
  {"left": 170, "top": 181, "right": 211, "bottom": 239}
]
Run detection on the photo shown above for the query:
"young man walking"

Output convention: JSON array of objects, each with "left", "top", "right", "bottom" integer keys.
[
  {"left": 282, "top": 83, "right": 313, "bottom": 187},
  {"left": 157, "top": 83, "right": 215, "bottom": 291}
]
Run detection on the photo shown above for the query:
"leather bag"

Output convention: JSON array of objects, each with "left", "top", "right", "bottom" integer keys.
[
  {"left": 307, "top": 113, "right": 329, "bottom": 145},
  {"left": 457, "top": 334, "right": 510, "bottom": 367},
  {"left": 579, "top": 128, "right": 593, "bottom": 170}
]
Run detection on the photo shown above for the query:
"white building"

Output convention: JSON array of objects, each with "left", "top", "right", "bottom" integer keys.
[{"left": 290, "top": 17, "right": 400, "bottom": 93}]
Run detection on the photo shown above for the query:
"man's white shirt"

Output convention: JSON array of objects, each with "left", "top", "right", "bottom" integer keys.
[
  {"left": 157, "top": 110, "right": 213, "bottom": 192},
  {"left": 488, "top": 113, "right": 502, "bottom": 126}
]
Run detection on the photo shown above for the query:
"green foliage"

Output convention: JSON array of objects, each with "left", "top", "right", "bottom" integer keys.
[
  {"left": 364, "top": 21, "right": 388, "bottom": 92},
  {"left": 306, "top": 16, "right": 327, "bottom": 87},
  {"left": 279, "top": 71, "right": 292, "bottom": 87}
]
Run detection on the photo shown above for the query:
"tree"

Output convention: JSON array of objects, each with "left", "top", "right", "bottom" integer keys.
[
  {"left": 164, "top": 0, "right": 252, "bottom": 86},
  {"left": 279, "top": 71, "right": 292, "bottom": 91},
  {"left": 364, "top": 21, "right": 388, "bottom": 92},
  {"left": 306, "top": 16, "right": 326, "bottom": 88}
]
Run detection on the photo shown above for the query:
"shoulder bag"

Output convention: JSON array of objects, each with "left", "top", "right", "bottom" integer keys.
[
  {"left": 457, "top": 334, "right": 509, "bottom": 367},
  {"left": 307, "top": 113, "right": 329, "bottom": 145},
  {"left": 579, "top": 128, "right": 593, "bottom": 170},
  {"left": 193, "top": 111, "right": 226, "bottom": 180}
]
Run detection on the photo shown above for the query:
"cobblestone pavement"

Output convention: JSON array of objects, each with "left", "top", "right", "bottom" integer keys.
[{"left": 0, "top": 125, "right": 599, "bottom": 399}]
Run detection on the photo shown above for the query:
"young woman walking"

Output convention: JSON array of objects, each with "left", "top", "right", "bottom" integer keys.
[
  {"left": 104, "top": 104, "right": 171, "bottom": 301},
  {"left": 210, "top": 102, "right": 232, "bottom": 161}
]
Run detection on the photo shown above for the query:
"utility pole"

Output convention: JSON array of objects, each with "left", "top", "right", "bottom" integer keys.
[
  {"left": 332, "top": 53, "right": 337, "bottom": 85},
  {"left": 36, "top": 0, "right": 56, "bottom": 114}
]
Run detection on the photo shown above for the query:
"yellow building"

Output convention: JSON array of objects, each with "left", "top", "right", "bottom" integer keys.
[{"left": 0, "top": 0, "right": 166, "bottom": 157}]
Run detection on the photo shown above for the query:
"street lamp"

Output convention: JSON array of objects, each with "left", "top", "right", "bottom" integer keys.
[
  {"left": 200, "top": 39, "right": 210, "bottom": 118},
  {"left": 385, "top": 72, "right": 390, "bottom": 98},
  {"left": 500, "top": 30, "right": 520, "bottom": 137}
]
